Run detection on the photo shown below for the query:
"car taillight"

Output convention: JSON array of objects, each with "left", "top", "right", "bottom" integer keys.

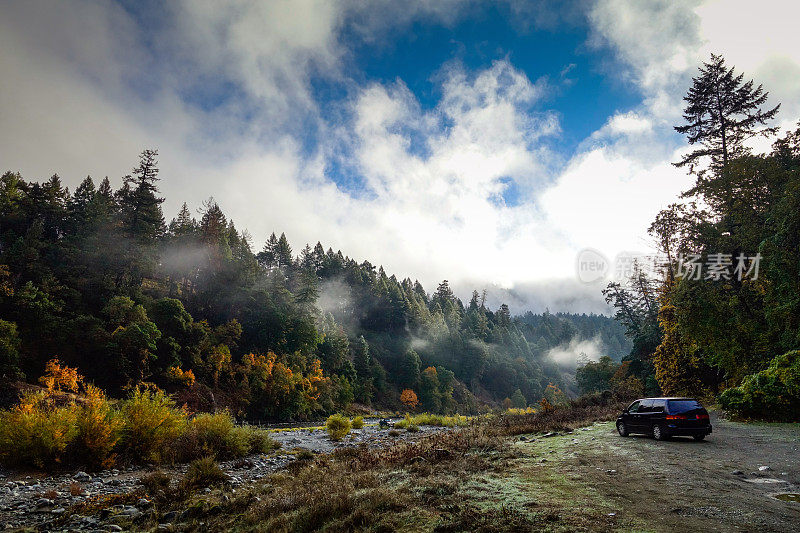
[
  {"left": 666, "top": 415, "right": 687, "bottom": 420},
  {"left": 698, "top": 413, "right": 709, "bottom": 420}
]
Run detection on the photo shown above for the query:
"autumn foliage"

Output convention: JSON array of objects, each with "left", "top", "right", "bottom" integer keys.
[{"left": 400, "top": 388, "right": 419, "bottom": 410}]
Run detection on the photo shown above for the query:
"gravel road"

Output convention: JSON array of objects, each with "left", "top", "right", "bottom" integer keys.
[{"left": 543, "top": 411, "right": 800, "bottom": 532}]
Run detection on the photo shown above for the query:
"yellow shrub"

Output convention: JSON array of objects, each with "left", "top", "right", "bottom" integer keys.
[
  {"left": 325, "top": 413, "right": 351, "bottom": 441},
  {"left": 39, "top": 358, "right": 83, "bottom": 392},
  {"left": 0, "top": 391, "right": 78, "bottom": 468},
  {"left": 393, "top": 413, "right": 470, "bottom": 428},
  {"left": 351, "top": 416, "right": 364, "bottom": 429},
  {"left": 74, "top": 385, "right": 122, "bottom": 469},
  {"left": 506, "top": 407, "right": 537, "bottom": 415},
  {"left": 166, "top": 366, "right": 196, "bottom": 387},
  {"left": 120, "top": 387, "right": 187, "bottom": 462},
  {"left": 176, "top": 412, "right": 247, "bottom": 461}
]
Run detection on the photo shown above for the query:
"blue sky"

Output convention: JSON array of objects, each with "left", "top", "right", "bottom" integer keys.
[{"left": 1, "top": 0, "right": 798, "bottom": 313}]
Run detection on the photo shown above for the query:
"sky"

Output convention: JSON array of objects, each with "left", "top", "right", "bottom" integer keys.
[{"left": 2, "top": 0, "right": 799, "bottom": 314}]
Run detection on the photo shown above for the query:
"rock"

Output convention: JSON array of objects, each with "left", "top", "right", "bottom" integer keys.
[
  {"left": 51, "top": 507, "right": 65, "bottom": 515},
  {"left": 35, "top": 498, "right": 55, "bottom": 508},
  {"left": 731, "top": 470, "right": 744, "bottom": 476},
  {"left": 519, "top": 436, "right": 527, "bottom": 441},
  {"left": 74, "top": 471, "right": 92, "bottom": 482},
  {"left": 606, "top": 469, "right": 617, "bottom": 475},
  {"left": 162, "top": 510, "right": 178, "bottom": 522},
  {"left": 137, "top": 498, "right": 152, "bottom": 508},
  {"left": 607, "top": 512, "right": 616, "bottom": 517},
  {"left": 758, "top": 465, "right": 771, "bottom": 471},
  {"left": 542, "top": 432, "right": 557, "bottom": 438},
  {"left": 107, "top": 526, "right": 123, "bottom": 532},
  {"left": 120, "top": 505, "right": 142, "bottom": 518}
]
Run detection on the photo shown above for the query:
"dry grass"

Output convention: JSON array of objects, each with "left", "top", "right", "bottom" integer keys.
[{"left": 69, "top": 396, "right": 625, "bottom": 532}]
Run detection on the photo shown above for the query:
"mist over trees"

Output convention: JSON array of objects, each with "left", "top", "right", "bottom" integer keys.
[{"left": 0, "top": 153, "right": 626, "bottom": 419}]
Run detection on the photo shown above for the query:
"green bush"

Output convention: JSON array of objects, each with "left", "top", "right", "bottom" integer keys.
[
  {"left": 325, "top": 413, "right": 351, "bottom": 441},
  {"left": 719, "top": 350, "right": 800, "bottom": 421},
  {"left": 351, "top": 416, "right": 364, "bottom": 429}
]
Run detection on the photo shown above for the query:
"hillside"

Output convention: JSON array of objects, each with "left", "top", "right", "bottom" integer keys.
[{"left": 0, "top": 161, "right": 625, "bottom": 419}]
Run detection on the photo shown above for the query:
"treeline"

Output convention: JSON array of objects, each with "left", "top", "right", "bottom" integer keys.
[
  {"left": 0, "top": 152, "right": 623, "bottom": 420},
  {"left": 593, "top": 55, "right": 800, "bottom": 420}
]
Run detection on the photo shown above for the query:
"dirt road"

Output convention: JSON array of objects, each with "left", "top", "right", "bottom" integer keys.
[{"left": 520, "top": 412, "right": 800, "bottom": 532}]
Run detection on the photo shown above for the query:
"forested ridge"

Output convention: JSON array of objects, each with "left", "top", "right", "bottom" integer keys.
[{"left": 0, "top": 155, "right": 627, "bottom": 420}]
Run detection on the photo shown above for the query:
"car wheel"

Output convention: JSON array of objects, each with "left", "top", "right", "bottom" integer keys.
[
  {"left": 652, "top": 424, "right": 668, "bottom": 441},
  {"left": 617, "top": 422, "right": 629, "bottom": 437},
  {"left": 693, "top": 434, "right": 705, "bottom": 441}
]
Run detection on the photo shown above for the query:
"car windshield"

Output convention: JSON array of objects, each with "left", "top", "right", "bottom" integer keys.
[{"left": 668, "top": 399, "right": 703, "bottom": 413}]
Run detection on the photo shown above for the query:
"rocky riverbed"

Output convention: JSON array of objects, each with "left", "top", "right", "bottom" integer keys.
[{"left": 0, "top": 419, "right": 445, "bottom": 531}]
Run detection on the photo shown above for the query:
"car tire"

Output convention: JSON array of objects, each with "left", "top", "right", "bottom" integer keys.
[
  {"left": 617, "top": 422, "right": 629, "bottom": 437},
  {"left": 693, "top": 434, "right": 705, "bottom": 441},
  {"left": 652, "top": 424, "right": 668, "bottom": 441}
]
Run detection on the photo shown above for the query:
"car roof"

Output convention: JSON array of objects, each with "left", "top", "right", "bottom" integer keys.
[{"left": 634, "top": 397, "right": 697, "bottom": 401}]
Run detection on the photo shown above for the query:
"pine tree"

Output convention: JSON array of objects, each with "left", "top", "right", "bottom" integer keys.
[
  {"left": 675, "top": 54, "right": 780, "bottom": 176},
  {"left": 352, "top": 336, "right": 373, "bottom": 404},
  {"left": 120, "top": 149, "right": 165, "bottom": 240}
]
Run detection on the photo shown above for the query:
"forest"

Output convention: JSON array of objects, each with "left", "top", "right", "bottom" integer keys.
[
  {"left": 578, "top": 55, "right": 800, "bottom": 421},
  {"left": 0, "top": 159, "right": 628, "bottom": 421}
]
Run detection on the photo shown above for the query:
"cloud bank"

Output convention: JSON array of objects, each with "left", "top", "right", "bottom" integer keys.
[{"left": 1, "top": 0, "right": 798, "bottom": 313}]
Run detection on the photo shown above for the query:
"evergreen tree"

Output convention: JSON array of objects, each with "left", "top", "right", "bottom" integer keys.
[
  {"left": 353, "top": 335, "right": 373, "bottom": 404},
  {"left": 120, "top": 149, "right": 165, "bottom": 240},
  {"left": 675, "top": 54, "right": 780, "bottom": 176}
]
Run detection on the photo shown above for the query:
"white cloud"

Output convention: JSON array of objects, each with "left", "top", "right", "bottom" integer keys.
[{"left": 2, "top": 0, "right": 799, "bottom": 316}]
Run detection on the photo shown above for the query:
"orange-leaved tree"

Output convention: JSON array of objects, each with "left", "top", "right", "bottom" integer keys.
[{"left": 400, "top": 388, "right": 419, "bottom": 410}]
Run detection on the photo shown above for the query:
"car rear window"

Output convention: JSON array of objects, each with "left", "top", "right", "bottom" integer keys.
[{"left": 667, "top": 399, "right": 702, "bottom": 413}]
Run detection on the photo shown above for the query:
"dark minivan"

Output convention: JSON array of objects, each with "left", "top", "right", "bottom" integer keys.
[{"left": 616, "top": 398, "right": 712, "bottom": 441}]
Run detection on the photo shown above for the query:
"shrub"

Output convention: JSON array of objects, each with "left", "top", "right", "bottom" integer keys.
[
  {"left": 406, "top": 424, "right": 419, "bottom": 433},
  {"left": 74, "top": 384, "right": 122, "bottom": 469},
  {"left": 180, "top": 456, "right": 228, "bottom": 492},
  {"left": 177, "top": 412, "right": 248, "bottom": 461},
  {"left": 140, "top": 470, "right": 172, "bottom": 495},
  {"left": 39, "top": 358, "right": 82, "bottom": 393},
  {"left": 351, "top": 416, "right": 364, "bottom": 429},
  {"left": 0, "top": 391, "right": 78, "bottom": 468},
  {"left": 719, "top": 350, "right": 800, "bottom": 421},
  {"left": 239, "top": 425, "right": 281, "bottom": 454},
  {"left": 506, "top": 407, "right": 536, "bottom": 415},
  {"left": 325, "top": 413, "right": 351, "bottom": 441},
  {"left": 393, "top": 413, "right": 470, "bottom": 429},
  {"left": 295, "top": 449, "right": 315, "bottom": 461},
  {"left": 120, "top": 387, "right": 187, "bottom": 462}
]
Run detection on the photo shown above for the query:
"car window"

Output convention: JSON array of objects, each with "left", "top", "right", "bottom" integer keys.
[
  {"left": 651, "top": 399, "right": 665, "bottom": 413},
  {"left": 639, "top": 399, "right": 654, "bottom": 412},
  {"left": 667, "top": 399, "right": 703, "bottom": 413},
  {"left": 627, "top": 400, "right": 641, "bottom": 412}
]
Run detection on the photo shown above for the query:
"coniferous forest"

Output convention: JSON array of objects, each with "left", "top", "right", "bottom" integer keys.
[{"left": 0, "top": 157, "right": 628, "bottom": 420}]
